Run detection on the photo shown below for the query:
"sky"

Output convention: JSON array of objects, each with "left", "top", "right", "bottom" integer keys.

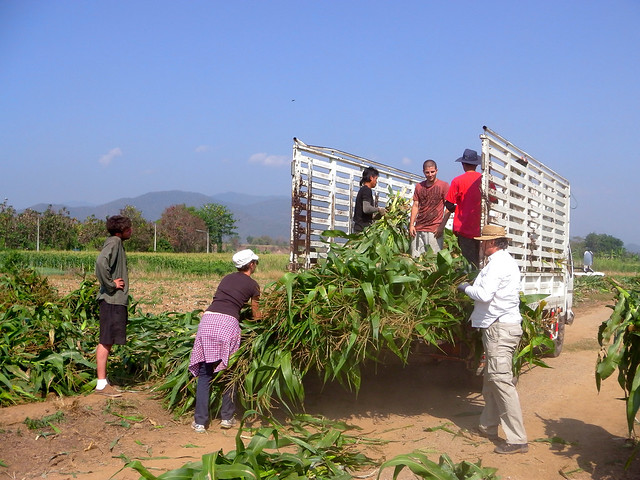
[{"left": 1, "top": 1, "right": 639, "bottom": 245}]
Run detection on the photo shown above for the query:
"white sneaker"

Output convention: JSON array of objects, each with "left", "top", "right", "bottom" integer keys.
[
  {"left": 220, "top": 418, "right": 237, "bottom": 429},
  {"left": 191, "top": 421, "right": 206, "bottom": 433}
]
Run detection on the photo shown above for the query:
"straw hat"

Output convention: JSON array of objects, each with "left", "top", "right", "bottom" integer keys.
[{"left": 474, "top": 225, "right": 508, "bottom": 241}]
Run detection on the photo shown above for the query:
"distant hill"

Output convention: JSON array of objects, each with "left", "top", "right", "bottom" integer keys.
[{"left": 28, "top": 191, "right": 291, "bottom": 242}]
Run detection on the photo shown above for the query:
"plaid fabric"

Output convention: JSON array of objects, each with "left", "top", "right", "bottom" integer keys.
[{"left": 189, "top": 312, "right": 241, "bottom": 376}]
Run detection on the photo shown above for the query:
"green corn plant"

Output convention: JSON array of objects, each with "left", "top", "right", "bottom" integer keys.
[
  {"left": 596, "top": 279, "right": 640, "bottom": 435},
  {"left": 218, "top": 193, "right": 470, "bottom": 415},
  {"left": 378, "top": 450, "right": 498, "bottom": 480}
]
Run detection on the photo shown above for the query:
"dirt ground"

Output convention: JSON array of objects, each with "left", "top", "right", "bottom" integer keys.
[{"left": 1, "top": 277, "right": 639, "bottom": 480}]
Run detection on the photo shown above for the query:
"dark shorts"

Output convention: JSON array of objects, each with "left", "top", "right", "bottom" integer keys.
[{"left": 99, "top": 301, "right": 128, "bottom": 345}]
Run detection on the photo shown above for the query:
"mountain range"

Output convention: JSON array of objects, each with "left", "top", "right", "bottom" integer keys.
[{"left": 28, "top": 191, "right": 291, "bottom": 242}]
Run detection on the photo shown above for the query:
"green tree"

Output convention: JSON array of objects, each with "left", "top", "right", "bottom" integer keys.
[
  {"left": 0, "top": 200, "right": 18, "bottom": 249},
  {"left": 77, "top": 215, "right": 106, "bottom": 250},
  {"left": 120, "top": 205, "right": 154, "bottom": 252},
  {"left": 195, "top": 203, "right": 237, "bottom": 253},
  {"left": 584, "top": 232, "right": 625, "bottom": 255},
  {"left": 14, "top": 209, "right": 39, "bottom": 249},
  {"left": 38, "top": 206, "right": 78, "bottom": 250}
]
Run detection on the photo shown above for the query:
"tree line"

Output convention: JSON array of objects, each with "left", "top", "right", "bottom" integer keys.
[
  {"left": 571, "top": 232, "right": 638, "bottom": 260},
  {"left": 0, "top": 200, "right": 237, "bottom": 253}
]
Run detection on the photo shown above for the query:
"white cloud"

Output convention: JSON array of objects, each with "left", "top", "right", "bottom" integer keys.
[
  {"left": 401, "top": 157, "right": 412, "bottom": 166},
  {"left": 249, "top": 152, "right": 288, "bottom": 167},
  {"left": 99, "top": 148, "right": 123, "bottom": 166},
  {"left": 195, "top": 145, "right": 211, "bottom": 153}
]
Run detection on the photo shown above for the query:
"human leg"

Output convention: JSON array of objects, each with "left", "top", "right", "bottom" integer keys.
[
  {"left": 457, "top": 235, "right": 479, "bottom": 268},
  {"left": 481, "top": 322, "right": 527, "bottom": 445},
  {"left": 410, "top": 232, "right": 427, "bottom": 258},
  {"left": 426, "top": 231, "right": 442, "bottom": 254},
  {"left": 96, "top": 343, "right": 112, "bottom": 380},
  {"left": 478, "top": 372, "right": 500, "bottom": 437},
  {"left": 220, "top": 386, "right": 236, "bottom": 421},
  {"left": 194, "top": 361, "right": 218, "bottom": 427}
]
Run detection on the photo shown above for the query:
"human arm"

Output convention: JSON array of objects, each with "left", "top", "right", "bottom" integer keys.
[
  {"left": 464, "top": 263, "right": 501, "bottom": 303},
  {"left": 251, "top": 296, "right": 262, "bottom": 321},
  {"left": 409, "top": 201, "right": 419, "bottom": 237},
  {"left": 436, "top": 209, "right": 451, "bottom": 239},
  {"left": 362, "top": 199, "right": 384, "bottom": 215}
]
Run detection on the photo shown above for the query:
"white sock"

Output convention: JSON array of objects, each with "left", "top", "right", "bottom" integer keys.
[{"left": 96, "top": 379, "right": 108, "bottom": 390}]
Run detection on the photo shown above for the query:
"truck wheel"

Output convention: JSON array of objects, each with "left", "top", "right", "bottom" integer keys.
[{"left": 551, "top": 317, "right": 566, "bottom": 357}]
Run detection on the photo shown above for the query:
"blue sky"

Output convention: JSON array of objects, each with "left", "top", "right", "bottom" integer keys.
[{"left": 1, "top": 1, "right": 639, "bottom": 244}]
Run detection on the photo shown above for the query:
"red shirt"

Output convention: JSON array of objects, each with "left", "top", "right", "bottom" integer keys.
[
  {"left": 412, "top": 179, "right": 449, "bottom": 232},
  {"left": 446, "top": 171, "right": 482, "bottom": 238}
]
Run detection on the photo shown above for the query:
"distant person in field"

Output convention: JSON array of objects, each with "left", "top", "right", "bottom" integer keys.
[
  {"left": 457, "top": 225, "right": 528, "bottom": 455},
  {"left": 188, "top": 249, "right": 262, "bottom": 432},
  {"left": 439, "top": 148, "right": 483, "bottom": 268},
  {"left": 353, "top": 166, "right": 386, "bottom": 233},
  {"left": 94, "top": 215, "right": 132, "bottom": 397},
  {"left": 409, "top": 159, "right": 449, "bottom": 257},
  {"left": 583, "top": 249, "right": 594, "bottom": 273}
]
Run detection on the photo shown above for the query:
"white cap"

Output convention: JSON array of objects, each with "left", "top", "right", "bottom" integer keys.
[{"left": 232, "top": 249, "right": 259, "bottom": 268}]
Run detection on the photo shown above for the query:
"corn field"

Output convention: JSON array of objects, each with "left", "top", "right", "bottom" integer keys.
[{"left": 596, "top": 277, "right": 640, "bottom": 435}]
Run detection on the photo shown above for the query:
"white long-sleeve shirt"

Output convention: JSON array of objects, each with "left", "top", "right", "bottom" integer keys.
[{"left": 463, "top": 249, "right": 522, "bottom": 328}]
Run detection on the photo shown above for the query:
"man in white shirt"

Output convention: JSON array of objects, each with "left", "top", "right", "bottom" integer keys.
[{"left": 457, "top": 225, "right": 528, "bottom": 454}]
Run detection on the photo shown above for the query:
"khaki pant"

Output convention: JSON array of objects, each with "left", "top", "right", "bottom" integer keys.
[
  {"left": 479, "top": 321, "right": 527, "bottom": 444},
  {"left": 410, "top": 231, "right": 443, "bottom": 257}
]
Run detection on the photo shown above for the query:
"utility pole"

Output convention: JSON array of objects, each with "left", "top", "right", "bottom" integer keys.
[{"left": 196, "top": 229, "right": 210, "bottom": 253}]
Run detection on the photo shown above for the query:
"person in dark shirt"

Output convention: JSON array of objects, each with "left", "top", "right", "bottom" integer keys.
[
  {"left": 353, "top": 166, "right": 386, "bottom": 233},
  {"left": 188, "top": 249, "right": 261, "bottom": 432}
]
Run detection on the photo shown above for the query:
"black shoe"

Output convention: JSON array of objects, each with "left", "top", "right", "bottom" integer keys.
[
  {"left": 474, "top": 426, "right": 499, "bottom": 441},
  {"left": 494, "top": 443, "right": 529, "bottom": 454}
]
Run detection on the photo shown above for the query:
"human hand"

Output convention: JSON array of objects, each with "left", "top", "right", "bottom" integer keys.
[
  {"left": 378, "top": 207, "right": 387, "bottom": 215},
  {"left": 114, "top": 278, "right": 125, "bottom": 290},
  {"left": 457, "top": 282, "right": 470, "bottom": 293},
  {"left": 409, "top": 225, "right": 416, "bottom": 237}
]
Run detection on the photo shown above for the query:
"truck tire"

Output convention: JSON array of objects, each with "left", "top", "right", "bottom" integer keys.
[{"left": 551, "top": 316, "right": 566, "bottom": 357}]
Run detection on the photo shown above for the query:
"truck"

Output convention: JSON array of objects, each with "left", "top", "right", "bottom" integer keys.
[{"left": 289, "top": 126, "right": 574, "bottom": 356}]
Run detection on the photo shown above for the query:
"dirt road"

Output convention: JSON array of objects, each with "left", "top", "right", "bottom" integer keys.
[{"left": 1, "top": 297, "right": 639, "bottom": 479}]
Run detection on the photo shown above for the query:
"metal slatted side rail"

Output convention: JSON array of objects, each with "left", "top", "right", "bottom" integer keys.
[
  {"left": 290, "top": 138, "right": 423, "bottom": 270},
  {"left": 480, "top": 127, "right": 571, "bottom": 278}
]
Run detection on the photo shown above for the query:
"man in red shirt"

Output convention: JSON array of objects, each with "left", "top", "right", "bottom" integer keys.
[
  {"left": 439, "top": 148, "right": 482, "bottom": 268},
  {"left": 409, "top": 159, "right": 449, "bottom": 257}
]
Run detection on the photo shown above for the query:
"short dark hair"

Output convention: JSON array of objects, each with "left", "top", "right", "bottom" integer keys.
[
  {"left": 106, "top": 215, "right": 132, "bottom": 235},
  {"left": 423, "top": 159, "right": 437, "bottom": 170},
  {"left": 494, "top": 237, "right": 509, "bottom": 250},
  {"left": 360, "top": 166, "right": 380, "bottom": 186},
  {"left": 237, "top": 259, "right": 257, "bottom": 272}
]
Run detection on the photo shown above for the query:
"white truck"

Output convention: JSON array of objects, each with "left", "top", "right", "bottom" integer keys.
[{"left": 289, "top": 126, "right": 574, "bottom": 355}]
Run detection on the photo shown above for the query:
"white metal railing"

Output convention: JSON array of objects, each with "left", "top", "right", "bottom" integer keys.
[{"left": 290, "top": 138, "right": 423, "bottom": 270}]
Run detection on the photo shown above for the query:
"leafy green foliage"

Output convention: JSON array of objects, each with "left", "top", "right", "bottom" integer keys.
[
  {"left": 223, "top": 193, "right": 470, "bottom": 414},
  {"left": 0, "top": 250, "right": 236, "bottom": 277},
  {"left": 379, "top": 450, "right": 498, "bottom": 480},
  {"left": 196, "top": 203, "right": 237, "bottom": 253},
  {"left": 596, "top": 278, "right": 640, "bottom": 434},
  {"left": 124, "top": 415, "right": 498, "bottom": 480},
  {"left": 0, "top": 268, "right": 202, "bottom": 406}
]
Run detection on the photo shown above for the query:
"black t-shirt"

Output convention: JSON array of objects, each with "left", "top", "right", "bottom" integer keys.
[
  {"left": 206, "top": 271, "right": 260, "bottom": 319},
  {"left": 353, "top": 185, "right": 374, "bottom": 232}
]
